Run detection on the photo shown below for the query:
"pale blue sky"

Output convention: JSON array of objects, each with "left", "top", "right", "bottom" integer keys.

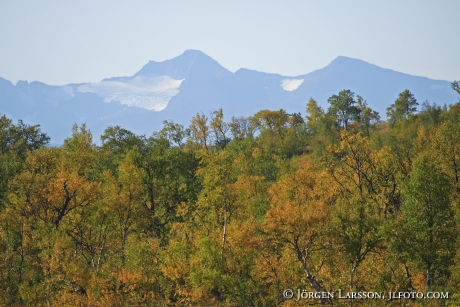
[{"left": 1, "top": 0, "right": 458, "bottom": 85}]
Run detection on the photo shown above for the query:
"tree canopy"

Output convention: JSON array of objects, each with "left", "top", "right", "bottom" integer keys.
[{"left": 0, "top": 87, "right": 459, "bottom": 306}]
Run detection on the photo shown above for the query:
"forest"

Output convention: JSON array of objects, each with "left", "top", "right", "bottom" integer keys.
[{"left": 1, "top": 84, "right": 460, "bottom": 307}]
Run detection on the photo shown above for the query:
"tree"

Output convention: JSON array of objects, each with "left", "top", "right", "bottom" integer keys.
[
  {"left": 3, "top": 145, "right": 101, "bottom": 306},
  {"left": 264, "top": 156, "right": 333, "bottom": 304},
  {"left": 355, "top": 95, "right": 380, "bottom": 136},
  {"left": 229, "top": 116, "right": 254, "bottom": 140},
  {"left": 139, "top": 137, "right": 200, "bottom": 238},
  {"left": 9, "top": 147, "right": 100, "bottom": 229},
  {"left": 306, "top": 98, "right": 337, "bottom": 157},
  {"left": 101, "top": 126, "right": 145, "bottom": 155},
  {"left": 326, "top": 131, "right": 386, "bottom": 291},
  {"left": 452, "top": 81, "right": 460, "bottom": 99},
  {"left": 0, "top": 115, "right": 49, "bottom": 209},
  {"left": 327, "top": 89, "right": 361, "bottom": 130},
  {"left": 0, "top": 114, "right": 50, "bottom": 157},
  {"left": 386, "top": 89, "right": 418, "bottom": 125},
  {"left": 189, "top": 113, "right": 210, "bottom": 149},
  {"left": 196, "top": 150, "right": 236, "bottom": 263},
  {"left": 252, "top": 109, "right": 307, "bottom": 158},
  {"left": 104, "top": 151, "right": 148, "bottom": 266},
  {"left": 430, "top": 119, "right": 460, "bottom": 192},
  {"left": 62, "top": 124, "right": 98, "bottom": 179},
  {"left": 396, "top": 154, "right": 456, "bottom": 290},
  {"left": 210, "top": 109, "right": 230, "bottom": 148},
  {"left": 251, "top": 109, "right": 290, "bottom": 136},
  {"left": 158, "top": 120, "right": 188, "bottom": 148}
]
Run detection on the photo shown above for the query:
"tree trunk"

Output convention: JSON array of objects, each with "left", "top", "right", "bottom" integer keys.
[
  {"left": 221, "top": 208, "right": 227, "bottom": 265},
  {"left": 294, "top": 240, "right": 332, "bottom": 304}
]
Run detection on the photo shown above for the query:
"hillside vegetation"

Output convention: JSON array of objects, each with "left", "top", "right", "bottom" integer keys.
[{"left": 1, "top": 85, "right": 460, "bottom": 306}]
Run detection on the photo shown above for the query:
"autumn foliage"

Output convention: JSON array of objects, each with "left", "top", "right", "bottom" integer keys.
[{"left": 1, "top": 86, "right": 460, "bottom": 306}]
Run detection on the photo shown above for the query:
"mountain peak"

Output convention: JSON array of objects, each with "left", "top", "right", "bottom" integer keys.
[
  {"left": 318, "top": 56, "right": 388, "bottom": 76},
  {"left": 135, "top": 49, "right": 231, "bottom": 79},
  {"left": 179, "top": 49, "right": 209, "bottom": 58},
  {"left": 329, "top": 56, "right": 371, "bottom": 66}
]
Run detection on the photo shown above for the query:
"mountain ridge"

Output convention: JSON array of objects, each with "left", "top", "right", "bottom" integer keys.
[{"left": 0, "top": 50, "right": 457, "bottom": 144}]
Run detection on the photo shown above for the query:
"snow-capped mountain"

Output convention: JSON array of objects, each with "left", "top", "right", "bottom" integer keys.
[{"left": 0, "top": 50, "right": 456, "bottom": 144}]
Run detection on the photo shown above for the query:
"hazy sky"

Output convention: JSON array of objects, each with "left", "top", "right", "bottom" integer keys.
[{"left": 1, "top": 1, "right": 459, "bottom": 85}]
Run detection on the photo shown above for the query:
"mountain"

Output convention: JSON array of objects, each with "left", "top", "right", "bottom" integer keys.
[
  {"left": 296, "top": 56, "right": 455, "bottom": 113},
  {"left": 0, "top": 50, "right": 456, "bottom": 144}
]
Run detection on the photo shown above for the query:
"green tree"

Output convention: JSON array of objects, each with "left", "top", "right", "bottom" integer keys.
[
  {"left": 386, "top": 89, "right": 418, "bottom": 125},
  {"left": 158, "top": 120, "right": 188, "bottom": 148},
  {"left": 306, "top": 98, "right": 337, "bottom": 157},
  {"left": 327, "top": 89, "right": 361, "bottom": 130},
  {"left": 355, "top": 95, "right": 380, "bottom": 136},
  {"left": 430, "top": 119, "right": 460, "bottom": 192},
  {"left": 210, "top": 109, "right": 230, "bottom": 148},
  {"left": 396, "top": 154, "right": 456, "bottom": 290},
  {"left": 229, "top": 116, "right": 254, "bottom": 140},
  {"left": 0, "top": 115, "right": 49, "bottom": 209},
  {"left": 139, "top": 137, "right": 201, "bottom": 242},
  {"left": 452, "top": 81, "right": 460, "bottom": 99},
  {"left": 252, "top": 109, "right": 307, "bottom": 159},
  {"left": 0, "top": 115, "right": 49, "bottom": 157},
  {"left": 101, "top": 125, "right": 145, "bottom": 155}
]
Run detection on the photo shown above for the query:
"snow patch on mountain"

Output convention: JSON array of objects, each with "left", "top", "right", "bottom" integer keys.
[
  {"left": 78, "top": 76, "right": 184, "bottom": 111},
  {"left": 281, "top": 78, "right": 304, "bottom": 91}
]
